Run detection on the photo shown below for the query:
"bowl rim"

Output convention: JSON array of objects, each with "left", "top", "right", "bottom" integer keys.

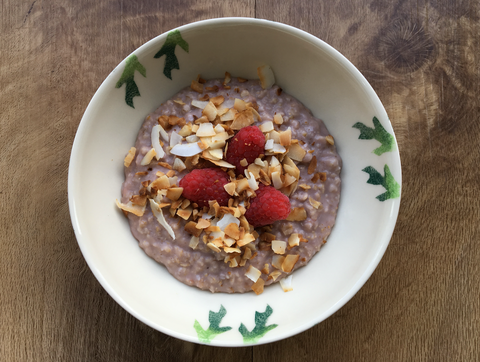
[{"left": 68, "top": 16, "right": 401, "bottom": 346}]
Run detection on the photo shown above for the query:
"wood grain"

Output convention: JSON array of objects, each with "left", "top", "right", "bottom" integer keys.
[{"left": 1, "top": 0, "right": 479, "bottom": 361}]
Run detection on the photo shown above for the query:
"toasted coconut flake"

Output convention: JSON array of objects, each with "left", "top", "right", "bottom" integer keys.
[
  {"left": 235, "top": 178, "right": 250, "bottom": 194},
  {"left": 186, "top": 135, "right": 199, "bottom": 143},
  {"left": 130, "top": 195, "right": 147, "bottom": 206},
  {"left": 312, "top": 172, "right": 327, "bottom": 183},
  {"left": 191, "top": 100, "right": 209, "bottom": 109},
  {"left": 272, "top": 144, "right": 287, "bottom": 154},
  {"left": 224, "top": 247, "right": 241, "bottom": 254},
  {"left": 261, "top": 264, "right": 270, "bottom": 274},
  {"left": 245, "top": 265, "right": 262, "bottom": 283},
  {"left": 140, "top": 148, "right": 156, "bottom": 165},
  {"left": 196, "top": 122, "right": 216, "bottom": 137},
  {"left": 217, "top": 213, "right": 240, "bottom": 230},
  {"left": 189, "top": 236, "right": 199, "bottom": 249},
  {"left": 220, "top": 109, "right": 236, "bottom": 122},
  {"left": 173, "top": 158, "right": 186, "bottom": 172},
  {"left": 209, "top": 148, "right": 224, "bottom": 160},
  {"left": 223, "top": 72, "right": 231, "bottom": 85},
  {"left": 259, "top": 121, "right": 274, "bottom": 133},
  {"left": 166, "top": 187, "right": 183, "bottom": 201},
  {"left": 265, "top": 139, "right": 274, "bottom": 151},
  {"left": 166, "top": 170, "right": 176, "bottom": 177},
  {"left": 207, "top": 243, "right": 221, "bottom": 253},
  {"left": 206, "top": 85, "right": 219, "bottom": 92},
  {"left": 308, "top": 197, "right": 322, "bottom": 209},
  {"left": 224, "top": 223, "right": 240, "bottom": 240},
  {"left": 272, "top": 255, "right": 286, "bottom": 270},
  {"left": 269, "top": 270, "right": 282, "bottom": 281},
  {"left": 198, "top": 94, "right": 209, "bottom": 101},
  {"left": 308, "top": 156, "right": 317, "bottom": 174},
  {"left": 287, "top": 143, "right": 306, "bottom": 161},
  {"left": 286, "top": 207, "right": 307, "bottom": 221},
  {"left": 257, "top": 65, "right": 275, "bottom": 89},
  {"left": 181, "top": 199, "right": 191, "bottom": 209},
  {"left": 170, "top": 142, "right": 203, "bottom": 157},
  {"left": 168, "top": 176, "right": 178, "bottom": 186},
  {"left": 247, "top": 172, "right": 259, "bottom": 191},
  {"left": 124, "top": 147, "right": 136, "bottom": 167},
  {"left": 271, "top": 171, "right": 283, "bottom": 189},
  {"left": 273, "top": 114, "right": 283, "bottom": 125},
  {"left": 299, "top": 184, "right": 311, "bottom": 190},
  {"left": 169, "top": 131, "right": 183, "bottom": 148},
  {"left": 196, "top": 218, "right": 211, "bottom": 229},
  {"left": 209, "top": 140, "right": 226, "bottom": 149},
  {"left": 224, "top": 182, "right": 236, "bottom": 196},
  {"left": 214, "top": 124, "right": 225, "bottom": 133},
  {"left": 202, "top": 101, "right": 218, "bottom": 122},
  {"left": 326, "top": 135, "right": 335, "bottom": 145},
  {"left": 239, "top": 158, "right": 248, "bottom": 167},
  {"left": 237, "top": 233, "right": 256, "bottom": 247},
  {"left": 210, "top": 95, "right": 225, "bottom": 106},
  {"left": 251, "top": 278, "right": 265, "bottom": 295},
  {"left": 233, "top": 98, "right": 246, "bottom": 112},
  {"left": 230, "top": 109, "right": 254, "bottom": 130},
  {"left": 282, "top": 254, "right": 300, "bottom": 273},
  {"left": 209, "top": 159, "right": 235, "bottom": 168},
  {"left": 216, "top": 106, "right": 229, "bottom": 117},
  {"left": 191, "top": 80, "right": 203, "bottom": 93},
  {"left": 149, "top": 199, "right": 175, "bottom": 239},
  {"left": 272, "top": 240, "right": 287, "bottom": 254},
  {"left": 288, "top": 233, "right": 300, "bottom": 247},
  {"left": 177, "top": 207, "right": 193, "bottom": 220},
  {"left": 254, "top": 158, "right": 265, "bottom": 167},
  {"left": 279, "top": 128, "right": 292, "bottom": 146},
  {"left": 185, "top": 221, "right": 202, "bottom": 237},
  {"left": 174, "top": 99, "right": 185, "bottom": 106},
  {"left": 279, "top": 275, "right": 293, "bottom": 292},
  {"left": 150, "top": 175, "right": 170, "bottom": 190},
  {"left": 223, "top": 237, "right": 236, "bottom": 247},
  {"left": 116, "top": 199, "right": 146, "bottom": 217}
]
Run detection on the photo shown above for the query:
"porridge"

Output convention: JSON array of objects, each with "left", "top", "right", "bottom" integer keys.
[{"left": 117, "top": 68, "right": 342, "bottom": 294}]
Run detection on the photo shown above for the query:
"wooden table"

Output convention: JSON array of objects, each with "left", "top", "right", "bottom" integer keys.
[{"left": 1, "top": 0, "right": 479, "bottom": 360}]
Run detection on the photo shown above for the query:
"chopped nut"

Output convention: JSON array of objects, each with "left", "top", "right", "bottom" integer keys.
[
  {"left": 166, "top": 187, "right": 183, "bottom": 201},
  {"left": 307, "top": 156, "right": 317, "bottom": 174},
  {"left": 191, "top": 80, "right": 203, "bottom": 93},
  {"left": 158, "top": 162, "right": 173, "bottom": 170},
  {"left": 135, "top": 171, "right": 148, "bottom": 176},
  {"left": 166, "top": 170, "right": 176, "bottom": 177},
  {"left": 196, "top": 218, "right": 211, "bottom": 229},
  {"left": 237, "top": 77, "right": 248, "bottom": 83},
  {"left": 308, "top": 197, "right": 322, "bottom": 209},
  {"left": 198, "top": 94, "right": 209, "bottom": 101},
  {"left": 124, "top": 147, "right": 136, "bottom": 167},
  {"left": 224, "top": 223, "right": 240, "bottom": 240},
  {"left": 251, "top": 278, "right": 265, "bottom": 295},
  {"left": 223, "top": 72, "right": 231, "bottom": 85},
  {"left": 177, "top": 207, "right": 193, "bottom": 220},
  {"left": 286, "top": 207, "right": 307, "bottom": 221},
  {"left": 185, "top": 221, "right": 202, "bottom": 237},
  {"left": 282, "top": 254, "right": 299, "bottom": 273},
  {"left": 210, "top": 95, "right": 225, "bottom": 106},
  {"left": 239, "top": 158, "right": 248, "bottom": 167},
  {"left": 325, "top": 135, "right": 335, "bottom": 145}
]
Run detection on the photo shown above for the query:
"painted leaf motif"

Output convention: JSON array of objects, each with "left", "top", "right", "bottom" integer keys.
[
  {"left": 353, "top": 117, "right": 395, "bottom": 155},
  {"left": 238, "top": 305, "right": 278, "bottom": 344},
  {"left": 193, "top": 305, "right": 232, "bottom": 343},
  {"left": 363, "top": 165, "right": 400, "bottom": 201},
  {"left": 154, "top": 30, "right": 189, "bottom": 79},
  {"left": 115, "top": 54, "right": 146, "bottom": 108}
]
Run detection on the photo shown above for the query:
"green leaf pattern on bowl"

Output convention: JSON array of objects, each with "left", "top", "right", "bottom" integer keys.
[
  {"left": 354, "top": 117, "right": 400, "bottom": 201},
  {"left": 194, "top": 305, "right": 277, "bottom": 344},
  {"left": 193, "top": 305, "right": 232, "bottom": 344},
  {"left": 154, "top": 29, "right": 189, "bottom": 80},
  {"left": 115, "top": 54, "right": 146, "bottom": 108}
]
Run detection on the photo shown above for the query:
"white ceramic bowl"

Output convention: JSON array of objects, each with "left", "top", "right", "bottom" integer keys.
[{"left": 69, "top": 17, "right": 401, "bottom": 346}]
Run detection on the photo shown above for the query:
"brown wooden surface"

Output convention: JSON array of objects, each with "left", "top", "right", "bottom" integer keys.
[{"left": 1, "top": 0, "right": 479, "bottom": 361}]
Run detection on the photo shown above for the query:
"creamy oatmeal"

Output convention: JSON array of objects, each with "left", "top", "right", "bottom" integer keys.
[{"left": 117, "top": 70, "right": 342, "bottom": 294}]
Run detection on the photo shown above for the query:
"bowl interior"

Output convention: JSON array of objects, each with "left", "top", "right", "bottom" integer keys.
[{"left": 69, "top": 18, "right": 401, "bottom": 346}]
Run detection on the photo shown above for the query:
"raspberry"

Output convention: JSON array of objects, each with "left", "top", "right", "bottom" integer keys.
[
  {"left": 226, "top": 126, "right": 265, "bottom": 175},
  {"left": 179, "top": 168, "right": 230, "bottom": 208},
  {"left": 245, "top": 185, "right": 291, "bottom": 227}
]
